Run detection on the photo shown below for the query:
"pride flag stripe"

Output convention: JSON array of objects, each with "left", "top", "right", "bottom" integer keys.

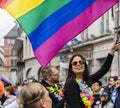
[
  {"left": 28, "top": 0, "right": 95, "bottom": 51},
  {"left": 34, "top": 0, "right": 118, "bottom": 66},
  {"left": 6, "top": 0, "right": 44, "bottom": 19},
  {"left": 0, "top": 0, "right": 13, "bottom": 8},
  {"left": 12, "top": 0, "right": 70, "bottom": 34}
]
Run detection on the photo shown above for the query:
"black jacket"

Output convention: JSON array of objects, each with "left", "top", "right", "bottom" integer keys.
[
  {"left": 92, "top": 94, "right": 101, "bottom": 107},
  {"left": 41, "top": 80, "right": 65, "bottom": 108},
  {"left": 64, "top": 53, "right": 114, "bottom": 108},
  {"left": 114, "top": 87, "right": 120, "bottom": 108},
  {"left": 0, "top": 94, "right": 7, "bottom": 105}
]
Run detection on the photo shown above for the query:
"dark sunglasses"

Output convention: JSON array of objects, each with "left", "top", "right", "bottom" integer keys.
[{"left": 72, "top": 60, "right": 85, "bottom": 66}]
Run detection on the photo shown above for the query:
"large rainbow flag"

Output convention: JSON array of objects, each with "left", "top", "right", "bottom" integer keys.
[{"left": 0, "top": 0, "right": 119, "bottom": 67}]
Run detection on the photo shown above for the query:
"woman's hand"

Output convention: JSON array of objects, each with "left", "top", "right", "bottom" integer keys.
[{"left": 109, "top": 42, "right": 120, "bottom": 55}]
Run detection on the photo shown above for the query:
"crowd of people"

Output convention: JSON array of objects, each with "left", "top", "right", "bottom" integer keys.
[
  {"left": 0, "top": 42, "right": 120, "bottom": 108},
  {"left": 91, "top": 75, "right": 120, "bottom": 108}
]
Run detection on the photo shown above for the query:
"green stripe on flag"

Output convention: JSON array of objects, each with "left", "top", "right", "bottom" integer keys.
[{"left": 17, "top": 0, "right": 71, "bottom": 34}]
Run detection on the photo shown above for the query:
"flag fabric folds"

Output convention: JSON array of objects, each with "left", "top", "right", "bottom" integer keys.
[{"left": 0, "top": 0, "right": 119, "bottom": 67}]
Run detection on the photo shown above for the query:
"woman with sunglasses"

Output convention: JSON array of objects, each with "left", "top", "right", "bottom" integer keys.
[{"left": 64, "top": 42, "right": 120, "bottom": 108}]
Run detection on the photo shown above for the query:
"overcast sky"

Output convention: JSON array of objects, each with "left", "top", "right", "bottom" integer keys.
[{"left": 0, "top": 8, "right": 16, "bottom": 45}]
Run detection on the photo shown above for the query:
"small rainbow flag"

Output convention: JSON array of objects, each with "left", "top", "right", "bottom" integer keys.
[{"left": 0, "top": 0, "right": 118, "bottom": 67}]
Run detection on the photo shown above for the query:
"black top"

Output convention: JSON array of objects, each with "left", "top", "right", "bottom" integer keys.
[
  {"left": 64, "top": 53, "right": 114, "bottom": 108},
  {"left": 41, "top": 80, "right": 65, "bottom": 108},
  {"left": 92, "top": 94, "right": 101, "bottom": 107},
  {"left": 0, "top": 94, "right": 7, "bottom": 105}
]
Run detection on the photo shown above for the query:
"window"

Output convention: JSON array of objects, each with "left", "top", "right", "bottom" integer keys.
[
  {"left": 11, "top": 59, "right": 17, "bottom": 67},
  {"left": 11, "top": 49, "right": 17, "bottom": 56},
  {"left": 11, "top": 40, "right": 15, "bottom": 44},
  {"left": 7, "top": 39, "right": 11, "bottom": 44},
  {"left": 7, "top": 39, "right": 15, "bottom": 45}
]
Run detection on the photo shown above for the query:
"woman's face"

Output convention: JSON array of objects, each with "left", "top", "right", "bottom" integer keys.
[
  {"left": 71, "top": 56, "right": 85, "bottom": 75},
  {"left": 41, "top": 88, "right": 52, "bottom": 108}
]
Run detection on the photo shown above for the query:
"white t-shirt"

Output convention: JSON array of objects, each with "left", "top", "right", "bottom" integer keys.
[{"left": 5, "top": 100, "right": 19, "bottom": 108}]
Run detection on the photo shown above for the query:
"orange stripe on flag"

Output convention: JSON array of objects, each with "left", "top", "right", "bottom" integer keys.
[{"left": 0, "top": 0, "right": 13, "bottom": 8}]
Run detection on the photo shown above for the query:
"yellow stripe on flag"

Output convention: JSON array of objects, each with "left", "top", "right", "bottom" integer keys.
[{"left": 6, "top": 0, "right": 45, "bottom": 19}]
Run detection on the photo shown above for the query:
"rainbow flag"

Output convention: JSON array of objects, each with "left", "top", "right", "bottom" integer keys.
[{"left": 0, "top": 0, "right": 118, "bottom": 67}]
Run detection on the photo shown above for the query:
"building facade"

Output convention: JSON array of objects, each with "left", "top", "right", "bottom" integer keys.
[
  {"left": 0, "top": 46, "right": 4, "bottom": 77},
  {"left": 3, "top": 25, "right": 20, "bottom": 85}
]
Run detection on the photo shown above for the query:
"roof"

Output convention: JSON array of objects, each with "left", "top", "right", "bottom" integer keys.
[{"left": 4, "top": 24, "right": 23, "bottom": 38}]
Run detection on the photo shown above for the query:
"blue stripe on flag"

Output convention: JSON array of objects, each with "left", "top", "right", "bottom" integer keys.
[{"left": 28, "top": 0, "right": 95, "bottom": 51}]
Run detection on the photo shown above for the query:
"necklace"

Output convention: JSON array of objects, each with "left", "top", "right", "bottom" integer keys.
[
  {"left": 76, "top": 79, "right": 94, "bottom": 108},
  {"left": 47, "top": 84, "right": 64, "bottom": 101}
]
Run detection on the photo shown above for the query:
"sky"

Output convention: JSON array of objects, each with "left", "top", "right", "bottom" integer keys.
[{"left": 0, "top": 8, "right": 16, "bottom": 45}]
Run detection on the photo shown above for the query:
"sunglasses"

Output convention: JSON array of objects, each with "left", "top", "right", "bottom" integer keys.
[{"left": 72, "top": 60, "right": 85, "bottom": 66}]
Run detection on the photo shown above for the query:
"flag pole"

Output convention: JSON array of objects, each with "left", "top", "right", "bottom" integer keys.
[{"left": 116, "top": 2, "right": 120, "bottom": 75}]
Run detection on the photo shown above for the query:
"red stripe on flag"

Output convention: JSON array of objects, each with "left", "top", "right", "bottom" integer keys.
[{"left": 0, "top": 0, "right": 13, "bottom": 8}]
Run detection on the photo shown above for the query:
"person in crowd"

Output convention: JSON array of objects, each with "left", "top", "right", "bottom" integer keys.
[
  {"left": 0, "top": 81, "right": 5, "bottom": 97},
  {"left": 1, "top": 76, "right": 12, "bottom": 87},
  {"left": 0, "top": 80, "right": 5, "bottom": 107},
  {"left": 91, "top": 81, "right": 102, "bottom": 108},
  {"left": 5, "top": 99, "right": 20, "bottom": 108},
  {"left": 0, "top": 76, "right": 12, "bottom": 105},
  {"left": 19, "top": 82, "right": 52, "bottom": 108},
  {"left": 40, "top": 66, "right": 65, "bottom": 108},
  {"left": 22, "top": 78, "right": 39, "bottom": 86},
  {"left": 107, "top": 76, "right": 118, "bottom": 104},
  {"left": 64, "top": 42, "right": 120, "bottom": 108},
  {"left": 0, "top": 76, "right": 12, "bottom": 106},
  {"left": 100, "top": 88, "right": 113, "bottom": 108},
  {"left": 13, "top": 84, "right": 22, "bottom": 98},
  {"left": 3, "top": 86, "right": 17, "bottom": 107},
  {"left": 113, "top": 75, "right": 120, "bottom": 108},
  {"left": 5, "top": 82, "right": 52, "bottom": 108},
  {"left": 108, "top": 76, "right": 118, "bottom": 90}
]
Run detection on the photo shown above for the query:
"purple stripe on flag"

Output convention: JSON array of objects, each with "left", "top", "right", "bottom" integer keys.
[{"left": 34, "top": 0, "right": 118, "bottom": 67}]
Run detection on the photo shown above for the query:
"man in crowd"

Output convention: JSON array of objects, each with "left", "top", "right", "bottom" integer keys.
[
  {"left": 108, "top": 76, "right": 118, "bottom": 104},
  {"left": 40, "top": 66, "right": 65, "bottom": 108},
  {"left": 113, "top": 75, "right": 120, "bottom": 108}
]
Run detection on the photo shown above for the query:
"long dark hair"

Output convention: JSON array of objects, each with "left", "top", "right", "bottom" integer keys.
[{"left": 66, "top": 54, "right": 91, "bottom": 86}]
